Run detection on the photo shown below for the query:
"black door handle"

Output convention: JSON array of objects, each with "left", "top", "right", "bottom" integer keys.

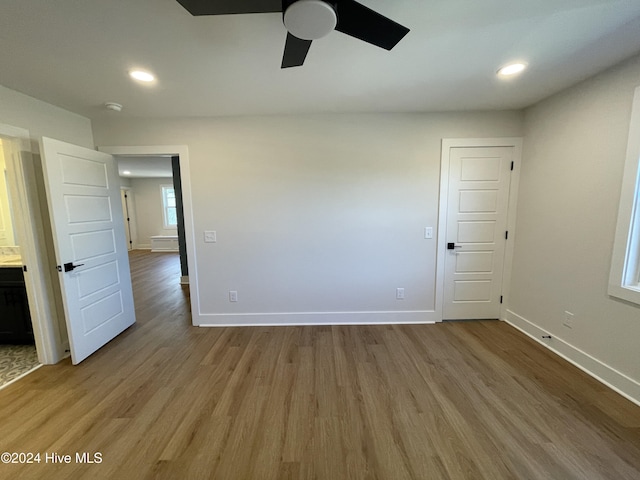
[
  {"left": 447, "top": 243, "right": 462, "bottom": 250},
  {"left": 63, "top": 262, "right": 85, "bottom": 272}
]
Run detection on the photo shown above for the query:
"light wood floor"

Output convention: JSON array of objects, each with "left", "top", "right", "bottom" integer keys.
[{"left": 0, "top": 250, "right": 639, "bottom": 479}]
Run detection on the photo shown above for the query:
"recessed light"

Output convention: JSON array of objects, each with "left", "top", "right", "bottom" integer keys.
[
  {"left": 497, "top": 62, "right": 527, "bottom": 77},
  {"left": 129, "top": 70, "right": 155, "bottom": 83},
  {"left": 122, "top": 170, "right": 131, "bottom": 175}
]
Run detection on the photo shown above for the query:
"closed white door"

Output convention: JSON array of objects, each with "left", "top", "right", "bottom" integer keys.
[
  {"left": 443, "top": 146, "right": 513, "bottom": 319},
  {"left": 41, "top": 137, "right": 136, "bottom": 364}
]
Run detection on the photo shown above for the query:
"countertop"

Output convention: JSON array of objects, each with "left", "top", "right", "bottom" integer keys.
[{"left": 0, "top": 255, "right": 23, "bottom": 268}]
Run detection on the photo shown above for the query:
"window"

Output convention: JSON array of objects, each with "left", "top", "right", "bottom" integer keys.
[
  {"left": 609, "top": 85, "right": 640, "bottom": 305},
  {"left": 161, "top": 185, "right": 177, "bottom": 228}
]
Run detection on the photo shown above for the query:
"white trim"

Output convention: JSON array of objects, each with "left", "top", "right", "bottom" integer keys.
[
  {"left": 98, "top": 145, "right": 199, "bottom": 326},
  {"left": 437, "top": 138, "right": 522, "bottom": 321},
  {"left": 120, "top": 186, "right": 137, "bottom": 250},
  {"left": 198, "top": 310, "right": 438, "bottom": 327},
  {"left": 1, "top": 124, "right": 68, "bottom": 364},
  {"left": 609, "top": 85, "right": 640, "bottom": 305},
  {"left": 504, "top": 310, "right": 640, "bottom": 407}
]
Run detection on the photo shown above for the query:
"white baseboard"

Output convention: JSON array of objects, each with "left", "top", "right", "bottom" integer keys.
[
  {"left": 180, "top": 275, "right": 189, "bottom": 285},
  {"left": 196, "top": 310, "right": 438, "bottom": 327},
  {"left": 504, "top": 310, "right": 640, "bottom": 407}
]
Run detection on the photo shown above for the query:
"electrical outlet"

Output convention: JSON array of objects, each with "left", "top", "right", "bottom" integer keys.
[
  {"left": 563, "top": 311, "right": 574, "bottom": 328},
  {"left": 229, "top": 290, "right": 238, "bottom": 302},
  {"left": 396, "top": 288, "right": 405, "bottom": 300}
]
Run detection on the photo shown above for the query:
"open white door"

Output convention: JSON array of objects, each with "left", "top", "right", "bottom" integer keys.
[{"left": 41, "top": 137, "right": 135, "bottom": 364}]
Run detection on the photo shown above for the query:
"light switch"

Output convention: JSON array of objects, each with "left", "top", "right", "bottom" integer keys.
[
  {"left": 424, "top": 227, "right": 433, "bottom": 239},
  {"left": 204, "top": 231, "right": 217, "bottom": 243}
]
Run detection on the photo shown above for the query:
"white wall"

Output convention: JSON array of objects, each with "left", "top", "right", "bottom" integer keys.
[
  {"left": 129, "top": 177, "right": 176, "bottom": 249},
  {"left": 0, "top": 85, "right": 94, "bottom": 148},
  {"left": 0, "top": 141, "right": 16, "bottom": 246},
  {"left": 93, "top": 112, "right": 523, "bottom": 324},
  {"left": 508, "top": 54, "right": 640, "bottom": 403}
]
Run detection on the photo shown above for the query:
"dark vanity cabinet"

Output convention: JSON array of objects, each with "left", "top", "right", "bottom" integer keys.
[{"left": 0, "top": 268, "right": 34, "bottom": 344}]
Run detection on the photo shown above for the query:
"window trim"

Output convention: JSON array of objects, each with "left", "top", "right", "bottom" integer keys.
[
  {"left": 609, "top": 85, "right": 640, "bottom": 305},
  {"left": 160, "top": 184, "right": 177, "bottom": 229}
]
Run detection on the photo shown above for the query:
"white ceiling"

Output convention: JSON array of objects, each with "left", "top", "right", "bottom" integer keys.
[{"left": 1, "top": 0, "right": 640, "bottom": 119}]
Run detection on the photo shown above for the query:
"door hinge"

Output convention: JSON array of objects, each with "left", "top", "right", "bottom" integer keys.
[
  {"left": 500, "top": 295, "right": 503, "bottom": 304},
  {"left": 505, "top": 231, "right": 509, "bottom": 240},
  {"left": 510, "top": 161, "right": 514, "bottom": 171},
  {"left": 22, "top": 265, "right": 28, "bottom": 272}
]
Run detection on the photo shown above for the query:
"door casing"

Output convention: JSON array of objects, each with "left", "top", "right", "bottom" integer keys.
[{"left": 1, "top": 124, "right": 69, "bottom": 364}]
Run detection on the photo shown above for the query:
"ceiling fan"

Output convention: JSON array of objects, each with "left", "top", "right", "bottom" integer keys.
[{"left": 176, "top": 0, "right": 410, "bottom": 68}]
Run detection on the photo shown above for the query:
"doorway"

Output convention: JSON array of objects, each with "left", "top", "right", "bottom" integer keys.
[
  {"left": 115, "top": 154, "right": 189, "bottom": 285},
  {"left": 437, "top": 138, "right": 522, "bottom": 321},
  {"left": 100, "top": 144, "right": 197, "bottom": 322},
  {"left": 0, "top": 130, "right": 197, "bottom": 366},
  {"left": 0, "top": 136, "right": 40, "bottom": 387},
  {"left": 0, "top": 125, "right": 73, "bottom": 370}
]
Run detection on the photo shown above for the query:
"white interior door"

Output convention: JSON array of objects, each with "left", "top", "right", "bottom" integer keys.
[
  {"left": 443, "top": 146, "right": 513, "bottom": 319},
  {"left": 41, "top": 137, "right": 135, "bottom": 364}
]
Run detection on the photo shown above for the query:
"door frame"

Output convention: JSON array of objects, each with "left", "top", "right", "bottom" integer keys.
[
  {"left": 120, "top": 186, "right": 136, "bottom": 250},
  {"left": 1, "top": 124, "right": 69, "bottom": 364},
  {"left": 98, "top": 145, "right": 199, "bottom": 326},
  {"left": 436, "top": 138, "right": 522, "bottom": 321}
]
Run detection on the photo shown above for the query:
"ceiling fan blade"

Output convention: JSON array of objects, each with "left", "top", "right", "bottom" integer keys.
[
  {"left": 282, "top": 33, "right": 312, "bottom": 68},
  {"left": 176, "top": 0, "right": 282, "bottom": 15},
  {"left": 335, "top": 0, "right": 409, "bottom": 50}
]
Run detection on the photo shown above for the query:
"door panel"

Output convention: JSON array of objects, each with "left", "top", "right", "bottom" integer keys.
[
  {"left": 459, "top": 190, "right": 498, "bottom": 212},
  {"left": 41, "top": 137, "right": 135, "bottom": 364},
  {"left": 453, "top": 280, "right": 492, "bottom": 301},
  {"left": 455, "top": 251, "right": 494, "bottom": 273},
  {"left": 71, "top": 229, "right": 116, "bottom": 259},
  {"left": 457, "top": 221, "right": 496, "bottom": 243},
  {"left": 443, "top": 146, "right": 512, "bottom": 319}
]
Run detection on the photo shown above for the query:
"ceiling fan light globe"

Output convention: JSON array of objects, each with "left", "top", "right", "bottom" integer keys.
[{"left": 284, "top": 0, "right": 337, "bottom": 40}]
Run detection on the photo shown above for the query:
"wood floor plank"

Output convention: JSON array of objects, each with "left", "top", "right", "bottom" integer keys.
[{"left": 0, "top": 250, "right": 639, "bottom": 479}]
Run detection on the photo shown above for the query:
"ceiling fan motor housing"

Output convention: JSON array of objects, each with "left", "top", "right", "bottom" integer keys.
[{"left": 283, "top": 0, "right": 338, "bottom": 40}]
